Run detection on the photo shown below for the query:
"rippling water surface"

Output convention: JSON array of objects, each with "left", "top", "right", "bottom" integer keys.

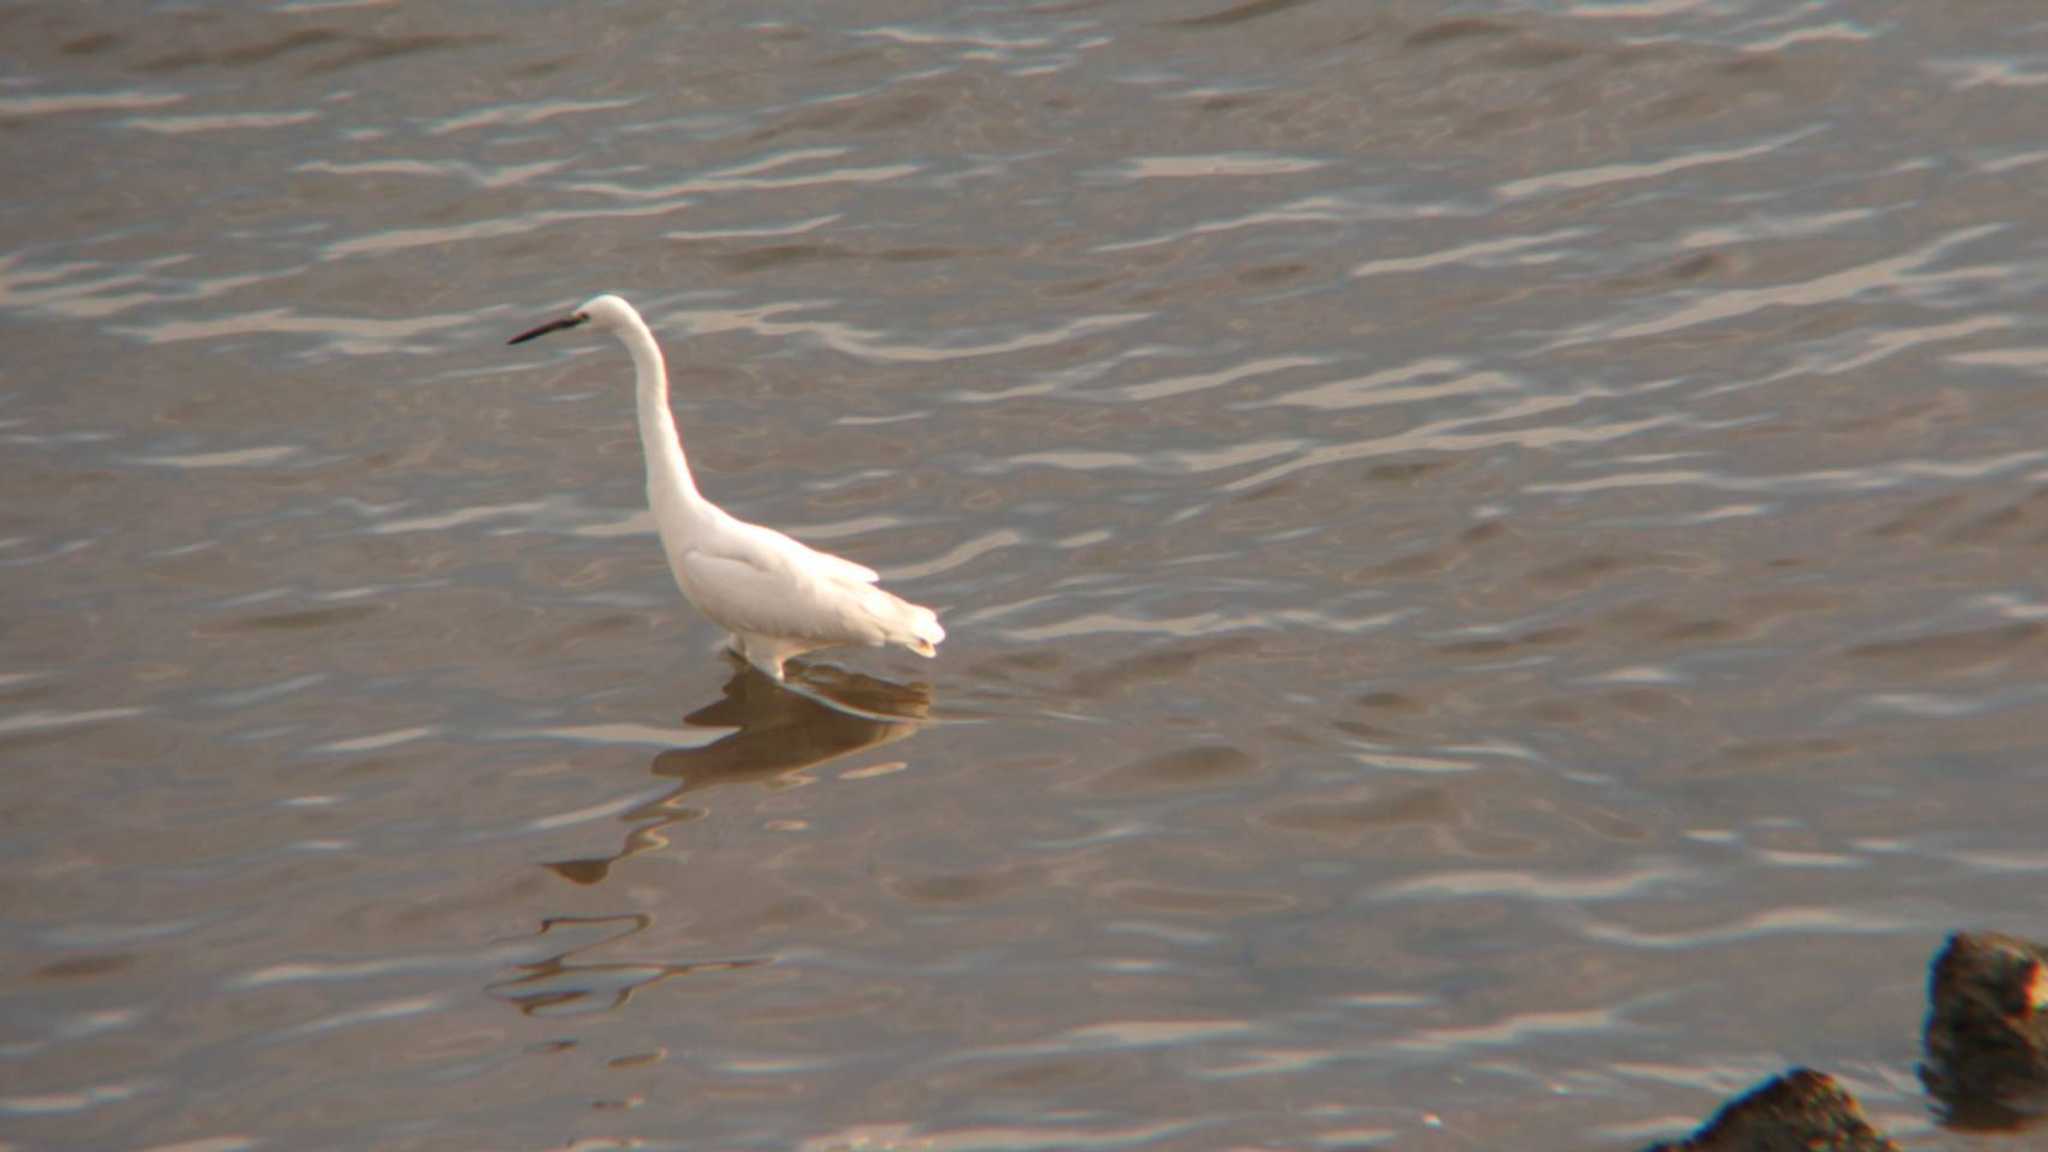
[{"left": 7, "top": 2, "right": 2048, "bottom": 1148}]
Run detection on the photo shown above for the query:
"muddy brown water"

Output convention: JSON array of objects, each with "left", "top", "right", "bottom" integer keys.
[{"left": 5, "top": 2, "right": 2048, "bottom": 1148}]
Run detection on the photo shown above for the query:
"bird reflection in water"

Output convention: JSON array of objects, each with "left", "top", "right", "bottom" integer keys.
[
  {"left": 486, "top": 913, "right": 764, "bottom": 1017},
  {"left": 489, "top": 663, "right": 933, "bottom": 1016},
  {"left": 548, "top": 660, "right": 934, "bottom": 885}
]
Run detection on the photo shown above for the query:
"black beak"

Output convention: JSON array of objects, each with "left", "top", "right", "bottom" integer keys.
[{"left": 507, "top": 314, "right": 587, "bottom": 345}]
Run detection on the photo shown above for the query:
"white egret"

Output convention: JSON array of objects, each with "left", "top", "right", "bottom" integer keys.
[{"left": 509, "top": 294, "right": 944, "bottom": 681}]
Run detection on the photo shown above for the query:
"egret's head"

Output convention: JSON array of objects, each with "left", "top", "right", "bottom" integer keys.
[{"left": 507, "top": 293, "right": 640, "bottom": 345}]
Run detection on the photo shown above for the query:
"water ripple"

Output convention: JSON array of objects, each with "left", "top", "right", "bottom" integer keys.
[
  {"left": 295, "top": 156, "right": 567, "bottom": 189},
  {"left": 1378, "top": 863, "right": 1687, "bottom": 902},
  {"left": 564, "top": 147, "right": 923, "bottom": 200},
  {"left": 1930, "top": 57, "right": 2048, "bottom": 91},
  {"left": 230, "top": 948, "right": 534, "bottom": 990},
  {"left": 1227, "top": 405, "right": 1671, "bottom": 493},
  {"left": 426, "top": 96, "right": 641, "bottom": 136},
  {"left": 993, "top": 439, "right": 1304, "bottom": 477},
  {"left": 1769, "top": 314, "right": 2012, "bottom": 378},
  {"left": 1096, "top": 194, "right": 1460, "bottom": 254},
  {"left": 1106, "top": 153, "right": 1328, "bottom": 181},
  {"left": 1392, "top": 1005, "right": 1633, "bottom": 1057},
  {"left": 134, "top": 445, "right": 302, "bottom": 469},
  {"left": 1112, "top": 354, "right": 1327, "bottom": 403},
  {"left": 0, "top": 253, "right": 276, "bottom": 322},
  {"left": 1528, "top": 447, "right": 2048, "bottom": 497},
  {"left": 311, "top": 726, "right": 437, "bottom": 755},
  {"left": 1572, "top": 905, "right": 1914, "bottom": 949},
  {"left": 682, "top": 301, "right": 1149, "bottom": 363},
  {"left": 320, "top": 199, "right": 698, "bottom": 259},
  {"left": 124, "top": 109, "right": 322, "bottom": 135},
  {"left": 971, "top": 1018, "right": 1255, "bottom": 1058},
  {"left": 667, "top": 212, "right": 843, "bottom": 241},
  {"left": 281, "top": 995, "right": 443, "bottom": 1037},
  {"left": 885, "top": 529, "right": 1025, "bottom": 581},
  {"left": 1739, "top": 21, "right": 1880, "bottom": 54},
  {"left": 1550, "top": 224, "right": 2010, "bottom": 348},
  {"left": 0, "top": 89, "right": 182, "bottom": 118},
  {"left": 114, "top": 306, "right": 470, "bottom": 356},
  {"left": 0, "top": 708, "right": 147, "bottom": 737},
  {"left": 797, "top": 1121, "right": 1197, "bottom": 1152},
  {"left": 1352, "top": 228, "right": 1590, "bottom": 279},
  {"left": 0, "top": 1080, "right": 152, "bottom": 1116},
  {"left": 1497, "top": 127, "right": 1824, "bottom": 201},
  {"left": 1255, "top": 358, "right": 1518, "bottom": 412},
  {"left": 366, "top": 500, "right": 550, "bottom": 535},
  {"left": 1676, "top": 207, "right": 1878, "bottom": 249},
  {"left": 1951, "top": 345, "right": 2048, "bottom": 371}
]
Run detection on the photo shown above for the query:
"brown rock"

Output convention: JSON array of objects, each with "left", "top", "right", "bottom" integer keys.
[
  {"left": 1643, "top": 1068, "right": 1899, "bottom": 1152},
  {"left": 1920, "top": 931, "right": 2048, "bottom": 1123}
]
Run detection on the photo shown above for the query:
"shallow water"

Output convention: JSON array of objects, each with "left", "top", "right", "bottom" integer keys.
[{"left": 5, "top": 2, "right": 2048, "bottom": 1148}]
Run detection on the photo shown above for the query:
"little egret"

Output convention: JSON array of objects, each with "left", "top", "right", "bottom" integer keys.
[{"left": 509, "top": 294, "right": 944, "bottom": 681}]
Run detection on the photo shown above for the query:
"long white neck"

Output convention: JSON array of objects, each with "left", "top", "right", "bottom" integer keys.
[{"left": 618, "top": 313, "right": 708, "bottom": 519}]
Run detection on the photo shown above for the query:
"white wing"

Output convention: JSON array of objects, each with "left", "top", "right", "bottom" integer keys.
[
  {"left": 715, "top": 514, "right": 880, "bottom": 586},
  {"left": 662, "top": 509, "right": 896, "bottom": 646}
]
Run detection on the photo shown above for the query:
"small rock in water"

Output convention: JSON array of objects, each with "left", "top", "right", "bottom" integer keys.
[
  {"left": 1642, "top": 1067, "right": 1899, "bottom": 1152},
  {"left": 1921, "top": 930, "right": 2048, "bottom": 1124}
]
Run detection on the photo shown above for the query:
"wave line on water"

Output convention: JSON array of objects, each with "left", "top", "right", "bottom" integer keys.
[
  {"left": 1378, "top": 862, "right": 1689, "bottom": 902},
  {"left": 114, "top": 306, "right": 472, "bottom": 356},
  {"left": 1570, "top": 905, "right": 1916, "bottom": 949},
  {"left": 1114, "top": 354, "right": 1328, "bottom": 403},
  {"left": 1549, "top": 223, "right": 2008, "bottom": 348},
  {"left": 1352, "top": 228, "right": 1590, "bottom": 279},
  {"left": 296, "top": 156, "right": 567, "bottom": 189},
  {"left": 426, "top": 96, "right": 641, "bottom": 136},
  {"left": 0, "top": 1080, "right": 153, "bottom": 1117},
  {"left": 1095, "top": 193, "right": 1459, "bottom": 253},
  {"left": 124, "top": 109, "right": 322, "bottom": 135},
  {"left": 682, "top": 301, "right": 1150, "bottom": 364},
  {"left": 1528, "top": 446, "right": 2048, "bottom": 497},
  {"left": 1497, "top": 126, "right": 1825, "bottom": 201},
  {"left": 1104, "top": 153, "right": 1329, "bottom": 181},
  {"left": 0, "top": 90, "right": 183, "bottom": 118},
  {"left": 0, "top": 707, "right": 148, "bottom": 736},
  {"left": 1391, "top": 1004, "right": 1634, "bottom": 1057}
]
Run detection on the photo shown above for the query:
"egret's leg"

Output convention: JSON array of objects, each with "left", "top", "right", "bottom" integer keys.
[{"left": 731, "top": 633, "right": 789, "bottom": 682}]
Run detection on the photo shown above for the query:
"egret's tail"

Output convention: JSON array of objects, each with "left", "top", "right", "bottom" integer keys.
[
  {"left": 904, "top": 604, "right": 944, "bottom": 658},
  {"left": 862, "top": 585, "right": 944, "bottom": 658}
]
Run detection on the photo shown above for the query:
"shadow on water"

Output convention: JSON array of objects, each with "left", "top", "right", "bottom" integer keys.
[
  {"left": 546, "top": 661, "right": 934, "bottom": 886},
  {"left": 490, "top": 664, "right": 933, "bottom": 1016}
]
